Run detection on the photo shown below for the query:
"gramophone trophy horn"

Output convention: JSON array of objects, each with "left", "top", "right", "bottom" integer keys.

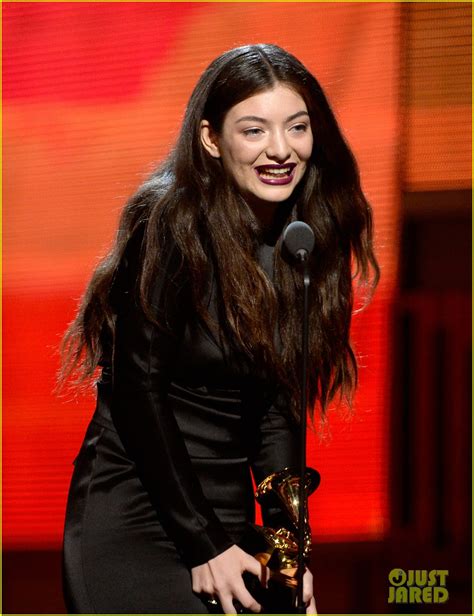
[
  {"left": 237, "top": 466, "right": 320, "bottom": 613},
  {"left": 257, "top": 466, "right": 320, "bottom": 561}
]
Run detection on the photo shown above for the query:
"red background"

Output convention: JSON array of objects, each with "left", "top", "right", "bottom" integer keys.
[{"left": 3, "top": 2, "right": 400, "bottom": 549}]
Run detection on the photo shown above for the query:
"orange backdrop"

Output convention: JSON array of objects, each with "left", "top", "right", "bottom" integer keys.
[{"left": 3, "top": 2, "right": 401, "bottom": 548}]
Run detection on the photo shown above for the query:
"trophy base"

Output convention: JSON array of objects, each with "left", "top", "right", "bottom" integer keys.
[{"left": 235, "top": 524, "right": 302, "bottom": 613}]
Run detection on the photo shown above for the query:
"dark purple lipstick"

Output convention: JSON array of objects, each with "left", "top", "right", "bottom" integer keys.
[{"left": 255, "top": 163, "right": 296, "bottom": 185}]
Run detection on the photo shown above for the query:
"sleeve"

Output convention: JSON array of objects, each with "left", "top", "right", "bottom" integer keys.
[
  {"left": 109, "top": 227, "right": 234, "bottom": 568},
  {"left": 249, "top": 393, "right": 301, "bottom": 530}
]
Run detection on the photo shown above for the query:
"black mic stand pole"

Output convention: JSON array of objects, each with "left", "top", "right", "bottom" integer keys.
[{"left": 296, "top": 249, "right": 310, "bottom": 614}]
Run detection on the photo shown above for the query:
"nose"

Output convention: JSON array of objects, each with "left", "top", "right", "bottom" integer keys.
[{"left": 265, "top": 129, "right": 291, "bottom": 162}]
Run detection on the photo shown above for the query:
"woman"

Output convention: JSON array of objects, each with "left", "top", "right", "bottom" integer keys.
[{"left": 59, "top": 44, "right": 378, "bottom": 614}]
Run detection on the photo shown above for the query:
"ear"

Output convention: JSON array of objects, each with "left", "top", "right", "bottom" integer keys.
[{"left": 200, "top": 120, "right": 221, "bottom": 158}]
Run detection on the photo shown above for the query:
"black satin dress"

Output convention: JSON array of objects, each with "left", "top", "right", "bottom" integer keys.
[{"left": 62, "top": 227, "right": 299, "bottom": 614}]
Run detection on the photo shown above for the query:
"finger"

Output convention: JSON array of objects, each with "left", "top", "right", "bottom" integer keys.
[
  {"left": 193, "top": 583, "right": 215, "bottom": 595},
  {"left": 197, "top": 582, "right": 215, "bottom": 597},
  {"left": 303, "top": 570, "right": 314, "bottom": 604},
  {"left": 246, "top": 563, "right": 270, "bottom": 588},
  {"left": 233, "top": 586, "right": 261, "bottom": 613},
  {"left": 306, "top": 596, "right": 317, "bottom": 614},
  {"left": 244, "top": 555, "right": 269, "bottom": 585},
  {"left": 220, "top": 593, "right": 237, "bottom": 615}
]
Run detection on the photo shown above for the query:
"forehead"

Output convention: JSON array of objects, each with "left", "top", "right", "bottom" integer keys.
[{"left": 223, "top": 84, "right": 308, "bottom": 123}]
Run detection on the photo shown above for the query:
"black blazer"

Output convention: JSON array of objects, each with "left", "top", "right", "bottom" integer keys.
[{"left": 99, "top": 224, "right": 300, "bottom": 568}]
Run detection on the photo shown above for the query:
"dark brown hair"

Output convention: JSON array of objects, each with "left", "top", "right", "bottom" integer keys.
[{"left": 57, "top": 44, "right": 379, "bottom": 422}]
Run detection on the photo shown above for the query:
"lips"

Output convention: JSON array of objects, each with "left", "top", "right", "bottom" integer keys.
[{"left": 255, "top": 163, "right": 297, "bottom": 185}]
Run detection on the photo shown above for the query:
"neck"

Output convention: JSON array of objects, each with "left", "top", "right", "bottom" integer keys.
[
  {"left": 249, "top": 200, "right": 279, "bottom": 230},
  {"left": 246, "top": 198, "right": 295, "bottom": 244}
]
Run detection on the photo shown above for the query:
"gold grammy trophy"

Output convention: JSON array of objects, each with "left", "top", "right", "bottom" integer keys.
[{"left": 239, "top": 466, "right": 320, "bottom": 612}]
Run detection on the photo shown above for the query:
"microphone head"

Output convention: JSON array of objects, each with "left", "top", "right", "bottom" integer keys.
[{"left": 282, "top": 221, "right": 315, "bottom": 259}]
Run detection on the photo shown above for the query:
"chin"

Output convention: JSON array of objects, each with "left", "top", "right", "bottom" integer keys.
[{"left": 255, "top": 188, "right": 295, "bottom": 203}]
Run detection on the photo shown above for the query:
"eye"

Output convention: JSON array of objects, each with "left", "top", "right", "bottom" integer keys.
[
  {"left": 290, "top": 123, "right": 308, "bottom": 134},
  {"left": 242, "top": 127, "right": 264, "bottom": 137}
]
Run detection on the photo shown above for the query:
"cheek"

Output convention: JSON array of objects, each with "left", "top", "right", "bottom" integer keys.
[
  {"left": 301, "top": 136, "right": 314, "bottom": 161},
  {"left": 234, "top": 144, "right": 260, "bottom": 166},
  {"left": 221, "top": 153, "right": 252, "bottom": 186},
  {"left": 222, "top": 150, "right": 257, "bottom": 179}
]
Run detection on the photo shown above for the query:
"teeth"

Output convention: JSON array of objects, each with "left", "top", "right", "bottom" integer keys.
[{"left": 259, "top": 167, "right": 291, "bottom": 176}]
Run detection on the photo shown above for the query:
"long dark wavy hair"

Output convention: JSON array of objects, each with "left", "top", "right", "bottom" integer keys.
[{"left": 57, "top": 44, "right": 379, "bottom": 422}]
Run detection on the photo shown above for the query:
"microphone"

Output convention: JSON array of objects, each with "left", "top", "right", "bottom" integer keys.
[
  {"left": 282, "top": 221, "right": 315, "bottom": 263},
  {"left": 282, "top": 220, "right": 316, "bottom": 613}
]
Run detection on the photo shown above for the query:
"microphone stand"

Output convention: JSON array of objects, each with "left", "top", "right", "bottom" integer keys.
[{"left": 296, "top": 249, "right": 310, "bottom": 614}]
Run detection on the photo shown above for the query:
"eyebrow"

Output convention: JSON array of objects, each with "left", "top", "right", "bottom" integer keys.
[{"left": 235, "top": 111, "right": 310, "bottom": 124}]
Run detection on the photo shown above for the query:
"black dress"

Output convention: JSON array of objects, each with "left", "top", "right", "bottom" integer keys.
[{"left": 62, "top": 227, "right": 299, "bottom": 614}]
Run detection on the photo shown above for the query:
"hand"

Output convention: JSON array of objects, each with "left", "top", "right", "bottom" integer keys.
[
  {"left": 303, "top": 567, "right": 317, "bottom": 614},
  {"left": 191, "top": 544, "right": 267, "bottom": 614}
]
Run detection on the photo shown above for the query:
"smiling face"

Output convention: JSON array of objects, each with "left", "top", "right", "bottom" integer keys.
[{"left": 200, "top": 84, "right": 313, "bottom": 209}]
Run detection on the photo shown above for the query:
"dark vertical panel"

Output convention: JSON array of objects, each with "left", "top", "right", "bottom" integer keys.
[
  {"left": 433, "top": 326, "right": 447, "bottom": 548},
  {"left": 399, "top": 311, "right": 415, "bottom": 527}
]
